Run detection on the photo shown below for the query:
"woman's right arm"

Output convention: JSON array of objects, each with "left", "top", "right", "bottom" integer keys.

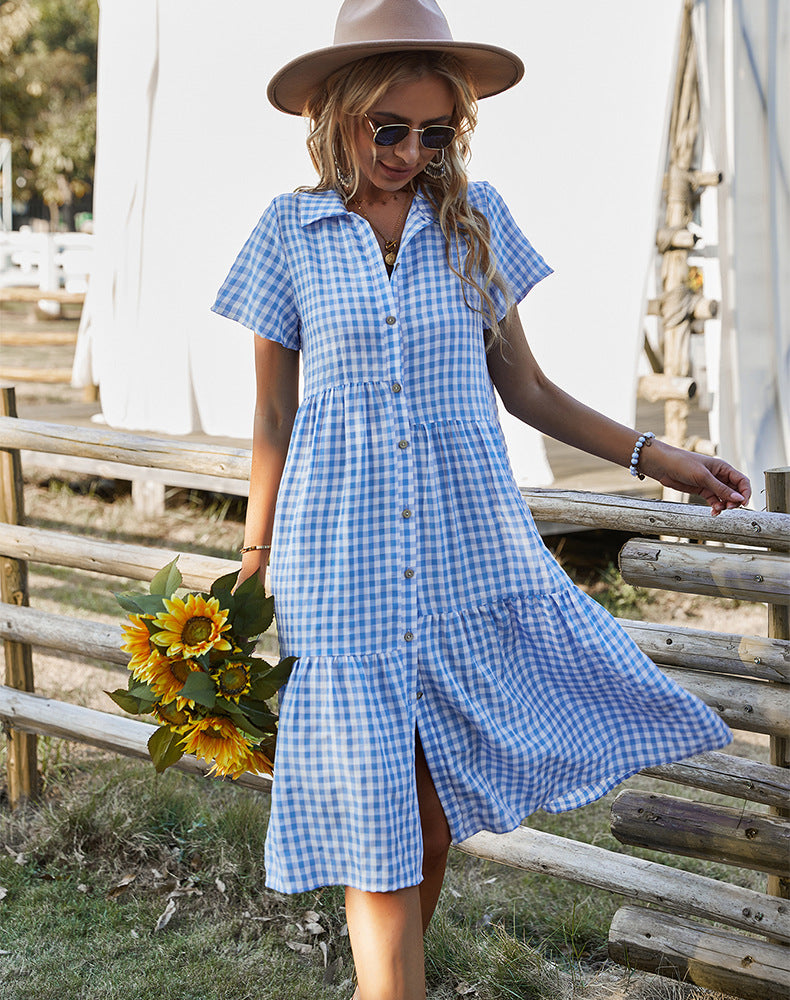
[{"left": 236, "top": 335, "right": 300, "bottom": 589}]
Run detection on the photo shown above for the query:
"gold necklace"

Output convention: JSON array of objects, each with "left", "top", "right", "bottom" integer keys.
[{"left": 352, "top": 194, "right": 411, "bottom": 266}]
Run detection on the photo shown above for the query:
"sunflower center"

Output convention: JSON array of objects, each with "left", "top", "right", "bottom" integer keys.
[
  {"left": 204, "top": 726, "right": 228, "bottom": 741},
  {"left": 169, "top": 659, "right": 191, "bottom": 683},
  {"left": 218, "top": 665, "right": 249, "bottom": 696},
  {"left": 182, "top": 616, "right": 213, "bottom": 646},
  {"left": 157, "top": 702, "right": 189, "bottom": 726}
]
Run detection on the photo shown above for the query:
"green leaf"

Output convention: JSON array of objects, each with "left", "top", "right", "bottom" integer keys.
[
  {"left": 115, "top": 592, "right": 147, "bottom": 615},
  {"left": 178, "top": 669, "right": 217, "bottom": 709},
  {"left": 248, "top": 657, "right": 295, "bottom": 701},
  {"left": 214, "top": 698, "right": 267, "bottom": 739},
  {"left": 147, "top": 725, "right": 185, "bottom": 774},
  {"left": 237, "top": 699, "right": 278, "bottom": 731},
  {"left": 149, "top": 558, "right": 182, "bottom": 597},
  {"left": 128, "top": 682, "right": 156, "bottom": 710},
  {"left": 232, "top": 594, "right": 275, "bottom": 640},
  {"left": 210, "top": 570, "right": 239, "bottom": 608},
  {"left": 106, "top": 688, "right": 147, "bottom": 715},
  {"left": 129, "top": 594, "right": 169, "bottom": 616}
]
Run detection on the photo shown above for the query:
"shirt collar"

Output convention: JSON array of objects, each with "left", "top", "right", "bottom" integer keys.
[{"left": 298, "top": 187, "right": 437, "bottom": 229}]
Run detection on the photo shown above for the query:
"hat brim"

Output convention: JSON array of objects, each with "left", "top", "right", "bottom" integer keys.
[{"left": 267, "top": 39, "right": 524, "bottom": 115}]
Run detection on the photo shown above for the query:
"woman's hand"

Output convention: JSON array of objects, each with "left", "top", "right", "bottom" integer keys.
[
  {"left": 641, "top": 440, "right": 751, "bottom": 515},
  {"left": 232, "top": 550, "right": 270, "bottom": 594}
]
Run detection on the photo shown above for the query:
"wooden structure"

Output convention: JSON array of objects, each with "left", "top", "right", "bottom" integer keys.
[
  {"left": 640, "top": 0, "right": 722, "bottom": 494},
  {"left": 1, "top": 391, "right": 789, "bottom": 998}
]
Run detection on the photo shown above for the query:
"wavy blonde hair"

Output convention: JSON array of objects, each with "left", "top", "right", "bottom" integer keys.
[{"left": 301, "top": 51, "right": 512, "bottom": 345}]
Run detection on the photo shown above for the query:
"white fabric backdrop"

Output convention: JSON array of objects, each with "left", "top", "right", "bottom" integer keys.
[
  {"left": 694, "top": 0, "right": 790, "bottom": 498},
  {"left": 76, "top": 0, "right": 681, "bottom": 485}
]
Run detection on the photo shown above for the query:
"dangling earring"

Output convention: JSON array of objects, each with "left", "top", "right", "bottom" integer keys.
[
  {"left": 334, "top": 153, "right": 353, "bottom": 192},
  {"left": 423, "top": 148, "right": 446, "bottom": 179}
]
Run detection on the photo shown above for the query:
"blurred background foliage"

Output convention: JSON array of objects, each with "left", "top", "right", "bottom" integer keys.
[{"left": 0, "top": 0, "right": 98, "bottom": 228}]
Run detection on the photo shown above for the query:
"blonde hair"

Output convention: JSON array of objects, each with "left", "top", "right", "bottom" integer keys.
[{"left": 301, "top": 51, "right": 512, "bottom": 345}]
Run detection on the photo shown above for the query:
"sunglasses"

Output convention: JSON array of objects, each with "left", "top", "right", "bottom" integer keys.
[{"left": 365, "top": 114, "right": 456, "bottom": 150}]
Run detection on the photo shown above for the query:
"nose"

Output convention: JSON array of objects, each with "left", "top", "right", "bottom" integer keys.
[{"left": 394, "top": 129, "right": 421, "bottom": 165}]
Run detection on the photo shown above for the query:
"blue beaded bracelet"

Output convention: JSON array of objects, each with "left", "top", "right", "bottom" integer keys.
[{"left": 629, "top": 431, "right": 655, "bottom": 480}]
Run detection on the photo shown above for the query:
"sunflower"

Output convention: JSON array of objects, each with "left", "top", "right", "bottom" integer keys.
[
  {"left": 147, "top": 656, "right": 200, "bottom": 708},
  {"left": 152, "top": 593, "right": 232, "bottom": 659},
  {"left": 246, "top": 745, "right": 275, "bottom": 778},
  {"left": 120, "top": 614, "right": 164, "bottom": 681},
  {"left": 178, "top": 716, "right": 255, "bottom": 779},
  {"left": 152, "top": 699, "right": 198, "bottom": 731},
  {"left": 212, "top": 662, "right": 252, "bottom": 702}
]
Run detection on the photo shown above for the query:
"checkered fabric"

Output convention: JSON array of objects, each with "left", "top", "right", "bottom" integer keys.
[{"left": 212, "top": 182, "right": 732, "bottom": 894}]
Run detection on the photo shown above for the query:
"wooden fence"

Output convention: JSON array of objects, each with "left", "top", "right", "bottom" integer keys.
[{"left": 1, "top": 384, "right": 788, "bottom": 999}]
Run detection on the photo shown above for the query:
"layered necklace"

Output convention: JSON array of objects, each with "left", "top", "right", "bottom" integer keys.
[{"left": 351, "top": 193, "right": 412, "bottom": 267}]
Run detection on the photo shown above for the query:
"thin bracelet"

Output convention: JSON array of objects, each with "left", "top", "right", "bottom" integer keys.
[
  {"left": 240, "top": 544, "right": 271, "bottom": 554},
  {"left": 629, "top": 431, "right": 655, "bottom": 480}
]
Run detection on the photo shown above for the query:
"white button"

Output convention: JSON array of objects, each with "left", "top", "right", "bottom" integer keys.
[
  {"left": 386, "top": 315, "right": 396, "bottom": 325},
  {"left": 398, "top": 439, "right": 409, "bottom": 450},
  {"left": 404, "top": 631, "right": 414, "bottom": 642},
  {"left": 402, "top": 508, "right": 411, "bottom": 518},
  {"left": 404, "top": 568, "right": 415, "bottom": 578},
  {"left": 392, "top": 382, "right": 402, "bottom": 393}
]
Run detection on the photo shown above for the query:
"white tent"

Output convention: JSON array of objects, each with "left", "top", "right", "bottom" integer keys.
[
  {"left": 692, "top": 0, "right": 790, "bottom": 498},
  {"left": 81, "top": 0, "right": 762, "bottom": 487}
]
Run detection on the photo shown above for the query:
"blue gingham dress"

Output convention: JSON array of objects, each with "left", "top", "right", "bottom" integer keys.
[{"left": 212, "top": 181, "right": 731, "bottom": 894}]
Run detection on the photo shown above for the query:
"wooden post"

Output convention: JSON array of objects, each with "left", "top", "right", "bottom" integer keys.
[
  {"left": 766, "top": 467, "right": 790, "bottom": 901},
  {"left": 0, "top": 384, "right": 39, "bottom": 804}
]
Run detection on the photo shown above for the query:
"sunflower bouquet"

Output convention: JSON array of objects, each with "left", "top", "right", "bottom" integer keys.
[{"left": 107, "top": 558, "right": 294, "bottom": 779}]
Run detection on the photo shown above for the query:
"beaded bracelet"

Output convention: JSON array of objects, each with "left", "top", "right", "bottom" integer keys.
[
  {"left": 629, "top": 431, "right": 655, "bottom": 480},
  {"left": 240, "top": 544, "right": 271, "bottom": 554}
]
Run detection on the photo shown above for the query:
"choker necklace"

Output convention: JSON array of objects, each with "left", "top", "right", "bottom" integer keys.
[{"left": 351, "top": 194, "right": 411, "bottom": 266}]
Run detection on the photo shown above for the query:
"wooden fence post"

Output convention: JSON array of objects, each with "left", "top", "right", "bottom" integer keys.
[
  {"left": 0, "top": 384, "right": 39, "bottom": 805},
  {"left": 766, "top": 467, "right": 790, "bottom": 901}
]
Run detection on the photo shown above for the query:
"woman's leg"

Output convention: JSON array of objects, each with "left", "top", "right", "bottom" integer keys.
[
  {"left": 345, "top": 729, "right": 452, "bottom": 998},
  {"left": 345, "top": 883, "right": 425, "bottom": 1000},
  {"left": 415, "top": 727, "right": 452, "bottom": 933}
]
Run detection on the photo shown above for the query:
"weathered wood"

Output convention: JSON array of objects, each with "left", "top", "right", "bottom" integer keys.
[
  {"left": 661, "top": 666, "right": 790, "bottom": 736},
  {"left": 611, "top": 790, "right": 790, "bottom": 877},
  {"left": 646, "top": 297, "right": 718, "bottom": 319},
  {"left": 0, "top": 416, "right": 252, "bottom": 480},
  {"left": 0, "top": 522, "right": 240, "bottom": 587},
  {"left": 0, "top": 604, "right": 277, "bottom": 665},
  {"left": 642, "top": 751, "right": 790, "bottom": 810},
  {"left": 766, "top": 467, "right": 790, "bottom": 902},
  {"left": 637, "top": 374, "right": 696, "bottom": 403},
  {"left": 656, "top": 226, "right": 698, "bottom": 250},
  {"left": 690, "top": 169, "right": 723, "bottom": 188},
  {"left": 0, "top": 331, "right": 78, "bottom": 347},
  {"left": 619, "top": 539, "right": 790, "bottom": 605},
  {"left": 0, "top": 387, "right": 39, "bottom": 805},
  {"left": 519, "top": 489, "right": 790, "bottom": 550},
  {"left": 609, "top": 905, "right": 790, "bottom": 1000},
  {"left": 620, "top": 618, "right": 790, "bottom": 683},
  {"left": 455, "top": 825, "right": 790, "bottom": 943},
  {"left": 0, "top": 287, "right": 85, "bottom": 304},
  {"left": 0, "top": 686, "right": 272, "bottom": 792},
  {"left": 0, "top": 366, "right": 73, "bottom": 384}
]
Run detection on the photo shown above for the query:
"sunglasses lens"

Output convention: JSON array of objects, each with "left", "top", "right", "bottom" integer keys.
[
  {"left": 421, "top": 126, "right": 455, "bottom": 149},
  {"left": 373, "top": 125, "right": 410, "bottom": 146}
]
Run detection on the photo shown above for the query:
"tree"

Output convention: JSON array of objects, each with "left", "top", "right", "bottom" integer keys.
[{"left": 0, "top": 0, "right": 98, "bottom": 228}]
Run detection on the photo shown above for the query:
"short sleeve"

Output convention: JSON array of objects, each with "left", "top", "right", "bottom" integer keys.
[
  {"left": 211, "top": 198, "right": 301, "bottom": 351},
  {"left": 480, "top": 181, "right": 553, "bottom": 321}
]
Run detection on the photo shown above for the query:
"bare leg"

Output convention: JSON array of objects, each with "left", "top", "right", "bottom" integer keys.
[
  {"left": 346, "top": 728, "right": 452, "bottom": 998},
  {"left": 345, "top": 883, "right": 426, "bottom": 1000},
  {"left": 414, "top": 728, "right": 452, "bottom": 933}
]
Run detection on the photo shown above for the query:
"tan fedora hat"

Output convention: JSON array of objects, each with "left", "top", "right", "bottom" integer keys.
[{"left": 267, "top": 0, "right": 524, "bottom": 115}]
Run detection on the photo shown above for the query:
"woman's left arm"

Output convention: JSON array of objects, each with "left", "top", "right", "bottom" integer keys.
[{"left": 486, "top": 307, "right": 752, "bottom": 515}]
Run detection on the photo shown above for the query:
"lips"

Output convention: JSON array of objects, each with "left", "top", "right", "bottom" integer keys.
[{"left": 379, "top": 162, "right": 414, "bottom": 179}]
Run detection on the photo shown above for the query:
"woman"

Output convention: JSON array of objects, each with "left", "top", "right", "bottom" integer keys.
[{"left": 212, "top": 3, "right": 751, "bottom": 998}]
